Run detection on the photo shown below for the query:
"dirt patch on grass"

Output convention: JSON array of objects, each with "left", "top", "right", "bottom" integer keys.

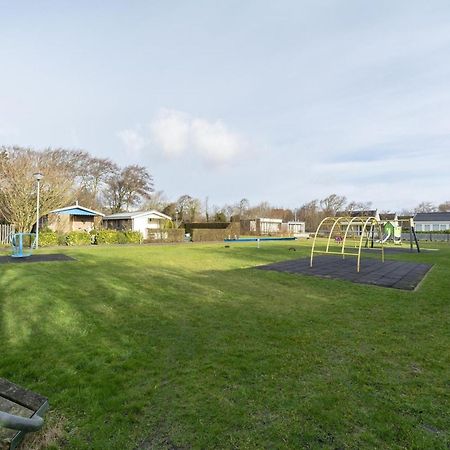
[{"left": 19, "top": 412, "right": 68, "bottom": 450}]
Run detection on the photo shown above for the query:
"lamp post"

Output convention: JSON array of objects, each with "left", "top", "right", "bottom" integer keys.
[{"left": 33, "top": 172, "right": 43, "bottom": 249}]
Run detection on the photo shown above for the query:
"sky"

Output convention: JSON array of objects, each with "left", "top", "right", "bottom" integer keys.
[{"left": 1, "top": 1, "right": 449, "bottom": 211}]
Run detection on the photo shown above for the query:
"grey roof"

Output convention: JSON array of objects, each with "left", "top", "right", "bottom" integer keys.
[
  {"left": 414, "top": 212, "right": 450, "bottom": 222},
  {"left": 103, "top": 210, "right": 172, "bottom": 220},
  {"left": 379, "top": 213, "right": 397, "bottom": 221}
]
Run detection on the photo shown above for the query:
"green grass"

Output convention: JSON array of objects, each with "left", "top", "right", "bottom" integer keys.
[{"left": 0, "top": 241, "right": 449, "bottom": 449}]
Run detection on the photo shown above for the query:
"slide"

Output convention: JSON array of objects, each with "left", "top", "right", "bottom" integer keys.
[{"left": 380, "top": 229, "right": 391, "bottom": 244}]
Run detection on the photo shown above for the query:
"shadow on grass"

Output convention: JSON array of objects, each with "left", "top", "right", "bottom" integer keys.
[{"left": 0, "top": 246, "right": 449, "bottom": 449}]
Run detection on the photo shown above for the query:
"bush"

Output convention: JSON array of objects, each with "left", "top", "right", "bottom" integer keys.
[
  {"left": 38, "top": 231, "right": 60, "bottom": 247},
  {"left": 121, "top": 231, "right": 142, "bottom": 244},
  {"left": 92, "top": 230, "right": 142, "bottom": 245},
  {"left": 65, "top": 231, "right": 91, "bottom": 246},
  {"left": 94, "top": 230, "right": 119, "bottom": 244}
]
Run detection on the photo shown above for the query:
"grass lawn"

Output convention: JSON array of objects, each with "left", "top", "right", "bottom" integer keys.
[{"left": 0, "top": 241, "right": 449, "bottom": 449}]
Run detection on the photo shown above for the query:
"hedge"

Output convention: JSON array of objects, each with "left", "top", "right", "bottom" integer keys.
[
  {"left": 94, "top": 230, "right": 119, "bottom": 244},
  {"left": 118, "top": 231, "right": 142, "bottom": 244},
  {"left": 92, "top": 230, "right": 142, "bottom": 245},
  {"left": 66, "top": 231, "right": 91, "bottom": 246},
  {"left": 38, "top": 231, "right": 59, "bottom": 247},
  {"left": 37, "top": 229, "right": 143, "bottom": 246}
]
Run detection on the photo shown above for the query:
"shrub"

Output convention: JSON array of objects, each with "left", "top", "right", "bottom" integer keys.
[
  {"left": 92, "top": 230, "right": 142, "bottom": 245},
  {"left": 121, "top": 231, "right": 142, "bottom": 244},
  {"left": 94, "top": 230, "right": 119, "bottom": 244},
  {"left": 65, "top": 231, "right": 91, "bottom": 246},
  {"left": 38, "top": 231, "right": 60, "bottom": 247}
]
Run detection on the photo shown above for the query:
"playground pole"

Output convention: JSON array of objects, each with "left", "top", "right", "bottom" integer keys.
[{"left": 33, "top": 172, "right": 43, "bottom": 249}]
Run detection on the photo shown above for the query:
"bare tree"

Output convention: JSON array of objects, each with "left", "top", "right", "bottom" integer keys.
[
  {"left": 0, "top": 147, "right": 76, "bottom": 231},
  {"left": 346, "top": 201, "right": 373, "bottom": 212},
  {"left": 414, "top": 202, "right": 436, "bottom": 213},
  {"left": 187, "top": 198, "right": 201, "bottom": 222},
  {"left": 175, "top": 195, "right": 202, "bottom": 223},
  {"left": 34, "top": 148, "right": 119, "bottom": 209},
  {"left": 144, "top": 190, "right": 169, "bottom": 211},
  {"left": 105, "top": 165, "right": 153, "bottom": 213},
  {"left": 214, "top": 210, "right": 227, "bottom": 222},
  {"left": 247, "top": 201, "right": 272, "bottom": 218},
  {"left": 438, "top": 201, "right": 450, "bottom": 212},
  {"left": 297, "top": 200, "right": 321, "bottom": 231},
  {"left": 175, "top": 195, "right": 193, "bottom": 224},
  {"left": 162, "top": 202, "right": 177, "bottom": 222},
  {"left": 399, "top": 208, "right": 414, "bottom": 217},
  {"left": 205, "top": 196, "right": 210, "bottom": 222},
  {"left": 320, "top": 194, "right": 347, "bottom": 216},
  {"left": 78, "top": 157, "right": 118, "bottom": 208},
  {"left": 238, "top": 198, "right": 250, "bottom": 218}
]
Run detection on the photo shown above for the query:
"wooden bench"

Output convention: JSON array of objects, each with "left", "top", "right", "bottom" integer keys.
[{"left": 0, "top": 378, "right": 49, "bottom": 450}]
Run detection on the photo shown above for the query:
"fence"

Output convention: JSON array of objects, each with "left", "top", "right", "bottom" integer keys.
[
  {"left": 0, "top": 224, "right": 14, "bottom": 244},
  {"left": 401, "top": 232, "right": 450, "bottom": 242}
]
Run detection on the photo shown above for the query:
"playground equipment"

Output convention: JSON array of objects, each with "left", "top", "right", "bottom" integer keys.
[
  {"left": 379, "top": 218, "right": 420, "bottom": 251},
  {"left": 0, "top": 377, "right": 48, "bottom": 450},
  {"left": 380, "top": 221, "right": 402, "bottom": 245},
  {"left": 310, "top": 216, "right": 384, "bottom": 272},
  {"left": 399, "top": 217, "right": 420, "bottom": 252},
  {"left": 10, "top": 233, "right": 36, "bottom": 258}
]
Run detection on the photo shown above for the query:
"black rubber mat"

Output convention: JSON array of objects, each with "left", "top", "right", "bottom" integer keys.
[
  {"left": 0, "top": 254, "right": 76, "bottom": 264},
  {"left": 257, "top": 255, "right": 432, "bottom": 290}
]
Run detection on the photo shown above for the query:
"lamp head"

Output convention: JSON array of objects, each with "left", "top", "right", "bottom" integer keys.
[{"left": 33, "top": 172, "right": 44, "bottom": 181}]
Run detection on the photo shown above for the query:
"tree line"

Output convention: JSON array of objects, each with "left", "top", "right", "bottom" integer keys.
[
  {"left": 1, "top": 146, "right": 448, "bottom": 232},
  {"left": 0, "top": 147, "right": 153, "bottom": 231},
  {"left": 153, "top": 193, "right": 450, "bottom": 231}
]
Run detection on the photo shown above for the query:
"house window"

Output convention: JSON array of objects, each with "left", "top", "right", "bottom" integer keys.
[
  {"left": 440, "top": 224, "right": 448, "bottom": 231},
  {"left": 433, "top": 224, "right": 439, "bottom": 231},
  {"left": 424, "top": 224, "right": 431, "bottom": 232}
]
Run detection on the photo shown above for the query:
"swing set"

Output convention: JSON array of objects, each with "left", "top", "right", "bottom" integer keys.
[{"left": 310, "top": 216, "right": 385, "bottom": 272}]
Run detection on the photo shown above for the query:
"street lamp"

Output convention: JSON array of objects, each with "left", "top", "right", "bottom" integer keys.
[{"left": 33, "top": 172, "right": 43, "bottom": 249}]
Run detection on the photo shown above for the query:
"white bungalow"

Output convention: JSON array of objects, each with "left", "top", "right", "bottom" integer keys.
[
  {"left": 240, "top": 218, "right": 283, "bottom": 235},
  {"left": 281, "top": 221, "right": 306, "bottom": 236},
  {"left": 414, "top": 212, "right": 450, "bottom": 232},
  {"left": 103, "top": 210, "right": 172, "bottom": 239}
]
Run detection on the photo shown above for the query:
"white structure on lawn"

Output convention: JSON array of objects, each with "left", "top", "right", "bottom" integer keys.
[
  {"left": 281, "top": 221, "right": 306, "bottom": 235},
  {"left": 414, "top": 212, "right": 450, "bottom": 232},
  {"left": 103, "top": 210, "right": 172, "bottom": 239}
]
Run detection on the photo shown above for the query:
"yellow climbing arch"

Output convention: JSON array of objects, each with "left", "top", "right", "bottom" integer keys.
[{"left": 310, "top": 216, "right": 384, "bottom": 272}]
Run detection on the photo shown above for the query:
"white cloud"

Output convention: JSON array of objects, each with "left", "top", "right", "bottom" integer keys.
[
  {"left": 117, "top": 128, "right": 147, "bottom": 157},
  {"left": 149, "top": 109, "right": 248, "bottom": 166},
  {"left": 117, "top": 109, "right": 249, "bottom": 167},
  {"left": 190, "top": 118, "right": 244, "bottom": 165},
  {"left": 149, "top": 109, "right": 190, "bottom": 157}
]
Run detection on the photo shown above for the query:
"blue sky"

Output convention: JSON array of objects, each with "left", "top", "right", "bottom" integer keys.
[{"left": 1, "top": 1, "right": 449, "bottom": 210}]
